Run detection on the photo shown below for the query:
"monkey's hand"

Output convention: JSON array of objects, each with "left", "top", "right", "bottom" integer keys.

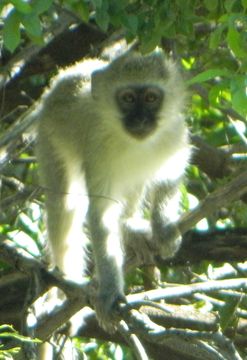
[
  {"left": 124, "top": 220, "right": 181, "bottom": 264},
  {"left": 153, "top": 222, "right": 182, "bottom": 259},
  {"left": 95, "top": 285, "right": 126, "bottom": 333}
]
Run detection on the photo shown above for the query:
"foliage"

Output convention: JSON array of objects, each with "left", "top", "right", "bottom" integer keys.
[
  {"left": 0, "top": 325, "right": 40, "bottom": 359},
  {"left": 1, "top": 0, "right": 247, "bottom": 359}
]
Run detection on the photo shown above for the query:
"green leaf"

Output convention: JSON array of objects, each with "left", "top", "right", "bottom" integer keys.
[
  {"left": 242, "top": 0, "right": 247, "bottom": 9},
  {"left": 0, "top": 332, "right": 41, "bottom": 344},
  {"left": 72, "top": 1, "right": 90, "bottom": 22},
  {"left": 95, "top": 0, "right": 109, "bottom": 31},
  {"left": 208, "top": 81, "right": 229, "bottom": 107},
  {"left": 92, "top": 0, "right": 102, "bottom": 8},
  {"left": 3, "top": 9, "right": 21, "bottom": 52},
  {"left": 21, "top": 14, "right": 42, "bottom": 37},
  {"left": 139, "top": 32, "right": 161, "bottom": 54},
  {"left": 227, "top": 25, "right": 247, "bottom": 58},
  {"left": 96, "top": 12, "right": 109, "bottom": 31},
  {"left": 231, "top": 77, "right": 247, "bottom": 116},
  {"left": 224, "top": 0, "right": 237, "bottom": 12},
  {"left": 31, "top": 0, "right": 53, "bottom": 15},
  {"left": 0, "top": 324, "right": 15, "bottom": 332},
  {"left": 219, "top": 296, "right": 240, "bottom": 331},
  {"left": 209, "top": 25, "right": 226, "bottom": 49},
  {"left": 10, "top": 0, "right": 32, "bottom": 14},
  {"left": 204, "top": 0, "right": 218, "bottom": 11},
  {"left": 0, "top": 1, "right": 8, "bottom": 14},
  {"left": 122, "top": 14, "right": 138, "bottom": 35},
  {"left": 187, "top": 69, "right": 230, "bottom": 85}
]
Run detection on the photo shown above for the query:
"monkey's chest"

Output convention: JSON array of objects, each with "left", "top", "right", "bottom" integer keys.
[{"left": 108, "top": 145, "right": 163, "bottom": 194}]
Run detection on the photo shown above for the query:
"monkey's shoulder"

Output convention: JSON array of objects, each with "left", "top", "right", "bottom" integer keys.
[{"left": 42, "top": 59, "right": 108, "bottom": 105}]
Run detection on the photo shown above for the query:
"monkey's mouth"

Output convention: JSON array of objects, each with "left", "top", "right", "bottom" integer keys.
[{"left": 123, "top": 116, "right": 157, "bottom": 139}]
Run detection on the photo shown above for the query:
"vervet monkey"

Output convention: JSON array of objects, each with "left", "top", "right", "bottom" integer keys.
[{"left": 36, "top": 50, "right": 190, "bottom": 332}]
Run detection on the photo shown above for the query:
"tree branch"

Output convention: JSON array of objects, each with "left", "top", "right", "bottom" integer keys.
[{"left": 178, "top": 170, "right": 247, "bottom": 235}]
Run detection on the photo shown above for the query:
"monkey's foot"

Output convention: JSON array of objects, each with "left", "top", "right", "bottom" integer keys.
[
  {"left": 154, "top": 223, "right": 182, "bottom": 259},
  {"left": 123, "top": 219, "right": 155, "bottom": 265},
  {"left": 95, "top": 289, "right": 126, "bottom": 333},
  {"left": 127, "top": 235, "right": 157, "bottom": 265}
]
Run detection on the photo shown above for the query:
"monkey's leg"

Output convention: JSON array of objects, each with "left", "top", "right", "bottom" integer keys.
[
  {"left": 37, "top": 153, "right": 87, "bottom": 358},
  {"left": 46, "top": 193, "right": 86, "bottom": 282},
  {"left": 37, "top": 136, "right": 87, "bottom": 281},
  {"left": 46, "top": 167, "right": 87, "bottom": 283},
  {"left": 88, "top": 199, "right": 125, "bottom": 332}
]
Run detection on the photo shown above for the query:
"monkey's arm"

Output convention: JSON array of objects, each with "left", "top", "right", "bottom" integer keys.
[
  {"left": 122, "top": 181, "right": 182, "bottom": 264},
  {"left": 148, "top": 136, "right": 191, "bottom": 259},
  {"left": 151, "top": 180, "right": 182, "bottom": 259},
  {"left": 87, "top": 198, "right": 125, "bottom": 332}
]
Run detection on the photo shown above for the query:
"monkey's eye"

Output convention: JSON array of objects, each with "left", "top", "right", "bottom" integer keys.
[
  {"left": 119, "top": 89, "right": 136, "bottom": 104},
  {"left": 144, "top": 89, "right": 161, "bottom": 103}
]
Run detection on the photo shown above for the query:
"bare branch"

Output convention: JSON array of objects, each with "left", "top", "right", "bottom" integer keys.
[
  {"left": 127, "top": 278, "right": 247, "bottom": 303},
  {"left": 118, "top": 320, "right": 149, "bottom": 360},
  {"left": 178, "top": 170, "right": 247, "bottom": 235}
]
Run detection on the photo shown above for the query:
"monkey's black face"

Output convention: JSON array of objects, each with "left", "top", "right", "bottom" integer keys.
[{"left": 115, "top": 85, "right": 164, "bottom": 139}]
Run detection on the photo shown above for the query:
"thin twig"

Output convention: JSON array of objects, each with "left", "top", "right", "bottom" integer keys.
[
  {"left": 118, "top": 320, "right": 149, "bottom": 360},
  {"left": 127, "top": 278, "right": 247, "bottom": 304},
  {"left": 0, "top": 105, "right": 38, "bottom": 149}
]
